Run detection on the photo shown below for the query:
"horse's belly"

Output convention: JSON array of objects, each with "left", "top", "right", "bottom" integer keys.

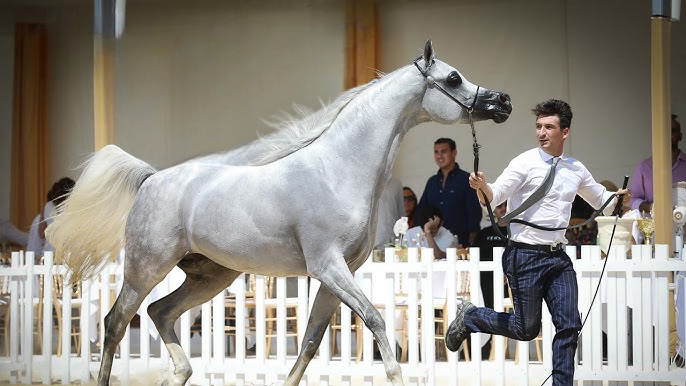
[{"left": 194, "top": 242, "right": 308, "bottom": 277}]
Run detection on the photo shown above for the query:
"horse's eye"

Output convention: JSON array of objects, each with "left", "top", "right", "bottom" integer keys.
[{"left": 446, "top": 71, "right": 462, "bottom": 88}]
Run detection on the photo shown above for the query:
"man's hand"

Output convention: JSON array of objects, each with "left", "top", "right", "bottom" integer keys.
[
  {"left": 469, "top": 172, "right": 487, "bottom": 191},
  {"left": 423, "top": 216, "right": 440, "bottom": 234},
  {"left": 615, "top": 188, "right": 631, "bottom": 205},
  {"left": 469, "top": 172, "right": 493, "bottom": 204}
]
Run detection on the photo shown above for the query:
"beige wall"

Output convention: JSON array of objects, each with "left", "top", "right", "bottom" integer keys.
[{"left": 1, "top": 0, "right": 685, "bottom": 220}]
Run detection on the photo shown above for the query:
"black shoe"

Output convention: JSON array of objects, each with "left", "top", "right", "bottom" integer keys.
[{"left": 445, "top": 301, "right": 476, "bottom": 352}]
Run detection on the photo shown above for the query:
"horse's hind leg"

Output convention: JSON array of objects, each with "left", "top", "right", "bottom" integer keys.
[
  {"left": 148, "top": 254, "right": 241, "bottom": 386},
  {"left": 98, "top": 263, "right": 175, "bottom": 386},
  {"left": 311, "top": 256, "right": 404, "bottom": 386},
  {"left": 284, "top": 285, "right": 341, "bottom": 386}
]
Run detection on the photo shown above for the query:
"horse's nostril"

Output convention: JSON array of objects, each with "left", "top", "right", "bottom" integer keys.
[{"left": 499, "top": 93, "right": 511, "bottom": 103}]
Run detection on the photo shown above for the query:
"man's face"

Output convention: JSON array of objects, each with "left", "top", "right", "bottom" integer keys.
[
  {"left": 535, "top": 115, "right": 568, "bottom": 156},
  {"left": 434, "top": 143, "right": 456, "bottom": 169},
  {"left": 672, "top": 119, "right": 682, "bottom": 149}
]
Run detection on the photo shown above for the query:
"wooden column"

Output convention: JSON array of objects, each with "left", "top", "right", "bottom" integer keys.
[
  {"left": 344, "top": 0, "right": 380, "bottom": 89},
  {"left": 93, "top": 36, "right": 114, "bottom": 150},
  {"left": 651, "top": 17, "right": 672, "bottom": 251}
]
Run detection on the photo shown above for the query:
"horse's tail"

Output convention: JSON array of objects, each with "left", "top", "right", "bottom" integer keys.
[{"left": 46, "top": 144, "right": 156, "bottom": 283}]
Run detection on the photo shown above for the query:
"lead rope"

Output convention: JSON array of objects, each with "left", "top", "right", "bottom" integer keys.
[{"left": 469, "top": 120, "right": 628, "bottom": 385}]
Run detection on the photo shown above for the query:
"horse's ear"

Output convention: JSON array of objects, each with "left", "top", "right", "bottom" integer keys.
[{"left": 423, "top": 40, "right": 435, "bottom": 68}]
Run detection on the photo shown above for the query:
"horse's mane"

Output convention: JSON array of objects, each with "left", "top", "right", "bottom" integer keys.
[{"left": 189, "top": 79, "right": 378, "bottom": 166}]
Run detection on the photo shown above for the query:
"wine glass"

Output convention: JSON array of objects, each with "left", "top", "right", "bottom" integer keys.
[{"left": 636, "top": 211, "right": 655, "bottom": 245}]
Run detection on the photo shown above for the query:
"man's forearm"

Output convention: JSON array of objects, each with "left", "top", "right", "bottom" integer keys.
[
  {"left": 476, "top": 184, "right": 494, "bottom": 205},
  {"left": 425, "top": 233, "right": 446, "bottom": 259}
]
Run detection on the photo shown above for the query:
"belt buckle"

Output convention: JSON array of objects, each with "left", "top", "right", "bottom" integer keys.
[{"left": 550, "top": 243, "right": 562, "bottom": 252}]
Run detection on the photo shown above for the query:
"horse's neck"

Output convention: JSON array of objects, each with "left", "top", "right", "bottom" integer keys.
[{"left": 304, "top": 67, "right": 425, "bottom": 197}]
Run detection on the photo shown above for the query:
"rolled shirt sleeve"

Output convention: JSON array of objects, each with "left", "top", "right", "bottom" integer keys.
[{"left": 577, "top": 163, "right": 616, "bottom": 215}]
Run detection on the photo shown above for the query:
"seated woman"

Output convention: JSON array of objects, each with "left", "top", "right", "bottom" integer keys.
[
  {"left": 403, "top": 186, "right": 418, "bottom": 228},
  {"left": 402, "top": 206, "right": 454, "bottom": 259}
]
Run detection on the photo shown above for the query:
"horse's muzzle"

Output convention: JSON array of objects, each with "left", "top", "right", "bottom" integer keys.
[{"left": 474, "top": 90, "right": 512, "bottom": 124}]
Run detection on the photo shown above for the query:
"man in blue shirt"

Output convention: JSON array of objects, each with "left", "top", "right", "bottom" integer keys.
[{"left": 417, "top": 138, "right": 482, "bottom": 247}]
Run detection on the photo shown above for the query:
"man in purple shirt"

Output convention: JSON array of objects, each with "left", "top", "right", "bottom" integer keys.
[{"left": 630, "top": 115, "right": 686, "bottom": 213}]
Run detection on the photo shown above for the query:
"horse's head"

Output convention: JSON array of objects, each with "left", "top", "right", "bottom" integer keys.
[{"left": 416, "top": 40, "right": 512, "bottom": 125}]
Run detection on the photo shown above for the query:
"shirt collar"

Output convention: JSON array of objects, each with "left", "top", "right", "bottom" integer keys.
[
  {"left": 436, "top": 162, "right": 460, "bottom": 176},
  {"left": 678, "top": 151, "right": 686, "bottom": 163},
  {"left": 537, "top": 147, "right": 568, "bottom": 164}
]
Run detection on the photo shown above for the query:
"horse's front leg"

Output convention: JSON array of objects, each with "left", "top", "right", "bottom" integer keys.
[
  {"left": 310, "top": 255, "right": 404, "bottom": 386},
  {"left": 284, "top": 285, "right": 340, "bottom": 386}
]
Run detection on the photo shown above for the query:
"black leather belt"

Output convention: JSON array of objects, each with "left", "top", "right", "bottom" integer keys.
[{"left": 508, "top": 241, "right": 564, "bottom": 252}]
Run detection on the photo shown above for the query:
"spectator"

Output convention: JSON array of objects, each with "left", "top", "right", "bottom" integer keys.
[
  {"left": 403, "top": 205, "right": 454, "bottom": 260},
  {"left": 630, "top": 114, "right": 686, "bottom": 213},
  {"left": 403, "top": 187, "right": 418, "bottom": 228},
  {"left": 417, "top": 138, "right": 482, "bottom": 247}
]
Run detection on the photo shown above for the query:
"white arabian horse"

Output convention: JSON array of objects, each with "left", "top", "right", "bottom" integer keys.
[{"left": 47, "top": 40, "right": 511, "bottom": 386}]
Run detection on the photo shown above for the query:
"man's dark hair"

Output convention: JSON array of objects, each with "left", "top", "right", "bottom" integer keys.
[
  {"left": 47, "top": 177, "right": 75, "bottom": 206},
  {"left": 417, "top": 205, "right": 443, "bottom": 228},
  {"left": 674, "top": 114, "right": 681, "bottom": 131},
  {"left": 531, "top": 99, "right": 573, "bottom": 129},
  {"left": 434, "top": 137, "right": 456, "bottom": 151}
]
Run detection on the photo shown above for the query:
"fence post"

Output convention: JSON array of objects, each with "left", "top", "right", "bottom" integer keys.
[
  {"left": 234, "top": 274, "right": 246, "bottom": 386},
  {"left": 469, "top": 247, "right": 482, "bottom": 384},
  {"left": 212, "top": 287, "right": 225, "bottom": 383},
  {"left": 655, "top": 244, "right": 670, "bottom": 371},
  {"left": 276, "top": 276, "right": 287, "bottom": 369},
  {"left": 42, "top": 252, "right": 53, "bottom": 385},
  {"left": 9, "top": 252, "right": 20, "bottom": 383},
  {"left": 406, "top": 247, "right": 420, "bottom": 386},
  {"left": 421, "top": 247, "right": 435, "bottom": 386},
  {"left": 61, "top": 270, "right": 72, "bottom": 384},
  {"left": 445, "top": 248, "right": 457, "bottom": 386},
  {"left": 200, "top": 299, "right": 211, "bottom": 386},
  {"left": 384, "top": 247, "right": 396, "bottom": 361},
  {"left": 493, "top": 247, "right": 505, "bottom": 386},
  {"left": 80, "top": 278, "right": 91, "bottom": 383},
  {"left": 255, "top": 274, "right": 266, "bottom": 381},
  {"left": 24, "top": 251, "right": 34, "bottom": 383},
  {"left": 615, "top": 245, "right": 628, "bottom": 373},
  {"left": 139, "top": 294, "right": 150, "bottom": 370}
]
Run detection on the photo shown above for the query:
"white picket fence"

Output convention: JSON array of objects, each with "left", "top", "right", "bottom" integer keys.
[{"left": 0, "top": 245, "right": 685, "bottom": 385}]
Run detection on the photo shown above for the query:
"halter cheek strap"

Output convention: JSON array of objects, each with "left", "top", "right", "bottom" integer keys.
[{"left": 412, "top": 56, "right": 480, "bottom": 114}]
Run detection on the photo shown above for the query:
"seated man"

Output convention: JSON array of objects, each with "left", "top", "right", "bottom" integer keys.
[{"left": 403, "top": 206, "right": 454, "bottom": 259}]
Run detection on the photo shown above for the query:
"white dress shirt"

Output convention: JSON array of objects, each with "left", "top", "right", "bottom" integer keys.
[{"left": 489, "top": 148, "right": 615, "bottom": 246}]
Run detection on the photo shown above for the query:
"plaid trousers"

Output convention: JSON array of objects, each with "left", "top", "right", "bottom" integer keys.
[{"left": 464, "top": 245, "right": 581, "bottom": 385}]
